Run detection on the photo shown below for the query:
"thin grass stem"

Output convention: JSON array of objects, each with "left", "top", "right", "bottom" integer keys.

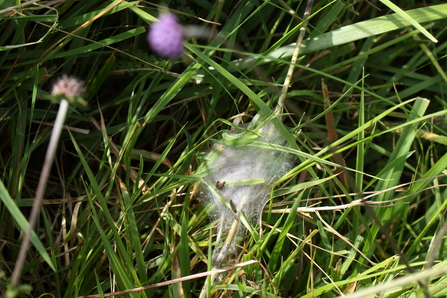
[{"left": 275, "top": 0, "right": 313, "bottom": 118}]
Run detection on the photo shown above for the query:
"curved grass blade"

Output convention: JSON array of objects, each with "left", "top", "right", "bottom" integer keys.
[{"left": 379, "top": 0, "right": 437, "bottom": 42}]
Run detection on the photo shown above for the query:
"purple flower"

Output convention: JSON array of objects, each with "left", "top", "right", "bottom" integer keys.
[
  {"left": 148, "top": 12, "right": 184, "bottom": 58},
  {"left": 51, "top": 75, "right": 85, "bottom": 98}
]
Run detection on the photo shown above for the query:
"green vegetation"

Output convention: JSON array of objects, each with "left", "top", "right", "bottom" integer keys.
[{"left": 1, "top": 0, "right": 447, "bottom": 297}]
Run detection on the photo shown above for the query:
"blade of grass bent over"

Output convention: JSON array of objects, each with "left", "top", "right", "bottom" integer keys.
[
  {"left": 379, "top": 0, "right": 437, "bottom": 42},
  {"left": 229, "top": 4, "right": 447, "bottom": 72}
]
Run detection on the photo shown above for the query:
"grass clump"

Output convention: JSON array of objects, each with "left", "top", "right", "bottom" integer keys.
[{"left": 1, "top": 1, "right": 447, "bottom": 298}]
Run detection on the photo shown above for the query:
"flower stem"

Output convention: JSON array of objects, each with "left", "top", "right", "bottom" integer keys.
[{"left": 10, "top": 99, "right": 69, "bottom": 287}]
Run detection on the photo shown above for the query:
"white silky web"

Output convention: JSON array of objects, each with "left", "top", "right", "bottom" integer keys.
[{"left": 197, "top": 120, "right": 293, "bottom": 266}]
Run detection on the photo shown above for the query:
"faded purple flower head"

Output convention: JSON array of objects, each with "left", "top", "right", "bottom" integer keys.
[
  {"left": 148, "top": 12, "right": 184, "bottom": 58},
  {"left": 51, "top": 75, "right": 85, "bottom": 98}
]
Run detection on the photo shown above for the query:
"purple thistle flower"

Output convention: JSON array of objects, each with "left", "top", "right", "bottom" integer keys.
[{"left": 148, "top": 12, "right": 184, "bottom": 58}]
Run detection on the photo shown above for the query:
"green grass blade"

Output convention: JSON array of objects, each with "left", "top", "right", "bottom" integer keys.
[
  {"left": 379, "top": 0, "right": 437, "bottom": 42},
  {"left": 0, "top": 179, "right": 56, "bottom": 271},
  {"left": 362, "top": 98, "right": 430, "bottom": 258},
  {"left": 230, "top": 4, "right": 447, "bottom": 71},
  {"left": 69, "top": 133, "right": 142, "bottom": 297},
  {"left": 268, "top": 191, "right": 304, "bottom": 274}
]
